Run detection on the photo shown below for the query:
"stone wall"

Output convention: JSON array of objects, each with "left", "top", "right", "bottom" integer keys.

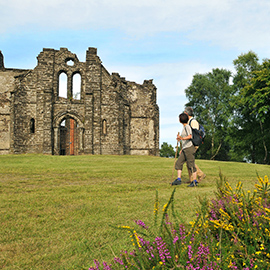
[
  {"left": 0, "top": 62, "right": 29, "bottom": 154},
  {"left": 0, "top": 47, "right": 159, "bottom": 156}
]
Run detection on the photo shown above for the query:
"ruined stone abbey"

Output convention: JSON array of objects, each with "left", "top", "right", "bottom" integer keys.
[{"left": 0, "top": 48, "right": 159, "bottom": 155}]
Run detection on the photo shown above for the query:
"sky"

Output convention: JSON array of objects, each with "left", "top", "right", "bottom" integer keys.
[{"left": 1, "top": 0, "right": 270, "bottom": 148}]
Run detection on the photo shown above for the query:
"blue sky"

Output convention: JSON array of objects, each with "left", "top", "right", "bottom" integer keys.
[{"left": 1, "top": 0, "right": 270, "bottom": 148}]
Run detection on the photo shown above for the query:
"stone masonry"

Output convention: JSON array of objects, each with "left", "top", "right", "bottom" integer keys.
[{"left": 0, "top": 48, "right": 159, "bottom": 155}]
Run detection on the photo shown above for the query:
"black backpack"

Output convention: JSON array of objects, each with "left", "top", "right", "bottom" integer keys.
[{"left": 189, "top": 118, "right": 205, "bottom": 146}]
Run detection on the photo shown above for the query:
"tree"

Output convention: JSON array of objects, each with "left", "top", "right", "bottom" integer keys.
[
  {"left": 241, "top": 59, "right": 270, "bottom": 163},
  {"left": 231, "top": 52, "right": 270, "bottom": 164},
  {"left": 229, "top": 51, "right": 261, "bottom": 163},
  {"left": 160, "top": 142, "right": 175, "bottom": 158},
  {"left": 185, "top": 68, "right": 233, "bottom": 160}
]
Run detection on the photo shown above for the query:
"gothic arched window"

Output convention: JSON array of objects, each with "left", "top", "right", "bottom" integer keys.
[
  {"left": 59, "top": 72, "right": 68, "bottom": 98},
  {"left": 72, "top": 73, "right": 81, "bottom": 100}
]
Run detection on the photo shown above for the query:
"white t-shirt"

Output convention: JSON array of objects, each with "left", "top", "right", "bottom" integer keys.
[
  {"left": 181, "top": 124, "right": 193, "bottom": 149},
  {"left": 188, "top": 117, "right": 199, "bottom": 130}
]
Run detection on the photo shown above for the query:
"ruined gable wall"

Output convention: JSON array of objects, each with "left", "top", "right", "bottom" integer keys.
[{"left": 1, "top": 47, "right": 159, "bottom": 156}]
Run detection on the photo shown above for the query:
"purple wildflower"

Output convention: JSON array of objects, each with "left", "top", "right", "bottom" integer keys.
[
  {"left": 102, "top": 262, "right": 112, "bottom": 270},
  {"left": 155, "top": 236, "right": 171, "bottom": 263},
  {"left": 173, "top": 235, "right": 179, "bottom": 244},
  {"left": 188, "top": 245, "right": 193, "bottom": 259},
  {"left": 135, "top": 220, "right": 148, "bottom": 229},
  {"left": 114, "top": 257, "right": 124, "bottom": 265},
  {"left": 89, "top": 259, "right": 100, "bottom": 270}
]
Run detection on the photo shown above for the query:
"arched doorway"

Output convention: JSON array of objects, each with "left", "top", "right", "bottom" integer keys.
[{"left": 59, "top": 117, "right": 79, "bottom": 155}]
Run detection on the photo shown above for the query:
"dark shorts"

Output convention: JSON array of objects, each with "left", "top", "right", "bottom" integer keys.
[{"left": 175, "top": 145, "right": 197, "bottom": 173}]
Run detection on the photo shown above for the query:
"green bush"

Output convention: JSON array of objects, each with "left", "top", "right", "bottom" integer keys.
[{"left": 89, "top": 174, "right": 270, "bottom": 269}]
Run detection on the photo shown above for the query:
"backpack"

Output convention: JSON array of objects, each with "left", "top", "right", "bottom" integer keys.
[{"left": 189, "top": 118, "right": 205, "bottom": 146}]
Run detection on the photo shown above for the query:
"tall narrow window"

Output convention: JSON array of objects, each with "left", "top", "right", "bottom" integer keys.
[
  {"left": 72, "top": 73, "right": 81, "bottom": 100},
  {"left": 30, "top": 118, "right": 35, "bottom": 133},
  {"left": 102, "top": 119, "right": 107, "bottom": 135},
  {"left": 59, "top": 72, "right": 68, "bottom": 98}
]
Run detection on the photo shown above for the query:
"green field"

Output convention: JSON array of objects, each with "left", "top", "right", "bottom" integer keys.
[{"left": 1, "top": 154, "right": 269, "bottom": 269}]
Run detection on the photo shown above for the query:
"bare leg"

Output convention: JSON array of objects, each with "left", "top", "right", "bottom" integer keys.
[
  {"left": 177, "top": 170, "right": 182, "bottom": 179},
  {"left": 192, "top": 171, "right": 197, "bottom": 181}
]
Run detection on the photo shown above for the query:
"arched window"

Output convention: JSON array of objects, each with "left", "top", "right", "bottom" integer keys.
[
  {"left": 72, "top": 73, "right": 81, "bottom": 100},
  {"left": 30, "top": 118, "right": 35, "bottom": 133},
  {"left": 59, "top": 72, "right": 68, "bottom": 98},
  {"left": 102, "top": 119, "right": 107, "bottom": 135}
]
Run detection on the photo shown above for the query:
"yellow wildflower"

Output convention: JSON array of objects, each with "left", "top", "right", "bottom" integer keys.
[
  {"left": 162, "top": 203, "right": 168, "bottom": 212},
  {"left": 133, "top": 230, "right": 141, "bottom": 248},
  {"left": 219, "top": 208, "right": 231, "bottom": 219},
  {"left": 154, "top": 201, "right": 159, "bottom": 214},
  {"left": 258, "top": 177, "right": 264, "bottom": 185},
  {"left": 189, "top": 221, "right": 195, "bottom": 227},
  {"left": 225, "top": 182, "right": 233, "bottom": 191},
  {"left": 120, "top": 225, "right": 131, "bottom": 229}
]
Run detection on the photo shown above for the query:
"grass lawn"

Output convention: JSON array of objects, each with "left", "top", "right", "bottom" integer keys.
[{"left": 1, "top": 154, "right": 269, "bottom": 269}]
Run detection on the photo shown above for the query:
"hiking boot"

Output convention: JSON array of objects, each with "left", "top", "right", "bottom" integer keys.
[
  {"left": 188, "top": 181, "right": 198, "bottom": 187},
  {"left": 171, "top": 179, "right": 182, "bottom": 185}
]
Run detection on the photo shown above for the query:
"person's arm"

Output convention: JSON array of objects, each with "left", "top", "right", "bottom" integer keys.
[
  {"left": 179, "top": 126, "right": 192, "bottom": 140},
  {"left": 180, "top": 134, "right": 192, "bottom": 140}
]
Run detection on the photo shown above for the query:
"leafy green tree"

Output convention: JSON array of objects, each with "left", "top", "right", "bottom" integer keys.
[
  {"left": 231, "top": 52, "right": 270, "bottom": 164},
  {"left": 159, "top": 142, "right": 175, "bottom": 158},
  {"left": 229, "top": 51, "right": 261, "bottom": 162},
  {"left": 241, "top": 59, "right": 270, "bottom": 163},
  {"left": 185, "top": 68, "right": 233, "bottom": 160}
]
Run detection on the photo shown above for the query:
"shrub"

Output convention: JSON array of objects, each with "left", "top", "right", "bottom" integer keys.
[{"left": 89, "top": 174, "right": 270, "bottom": 269}]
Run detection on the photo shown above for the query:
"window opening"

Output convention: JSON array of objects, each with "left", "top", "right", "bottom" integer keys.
[
  {"left": 59, "top": 72, "right": 68, "bottom": 98},
  {"left": 66, "top": 59, "right": 74, "bottom": 66},
  {"left": 102, "top": 119, "right": 107, "bottom": 135},
  {"left": 72, "top": 73, "right": 81, "bottom": 100},
  {"left": 61, "top": 119, "right": 66, "bottom": 127},
  {"left": 30, "top": 118, "right": 35, "bottom": 133}
]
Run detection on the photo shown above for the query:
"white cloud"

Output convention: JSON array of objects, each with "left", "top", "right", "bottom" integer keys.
[{"left": 2, "top": 0, "right": 270, "bottom": 52}]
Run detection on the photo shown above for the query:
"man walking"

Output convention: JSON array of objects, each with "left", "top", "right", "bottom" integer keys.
[{"left": 184, "top": 107, "right": 206, "bottom": 183}]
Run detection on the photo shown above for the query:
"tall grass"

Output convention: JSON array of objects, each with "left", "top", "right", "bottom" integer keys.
[{"left": 0, "top": 154, "right": 269, "bottom": 269}]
